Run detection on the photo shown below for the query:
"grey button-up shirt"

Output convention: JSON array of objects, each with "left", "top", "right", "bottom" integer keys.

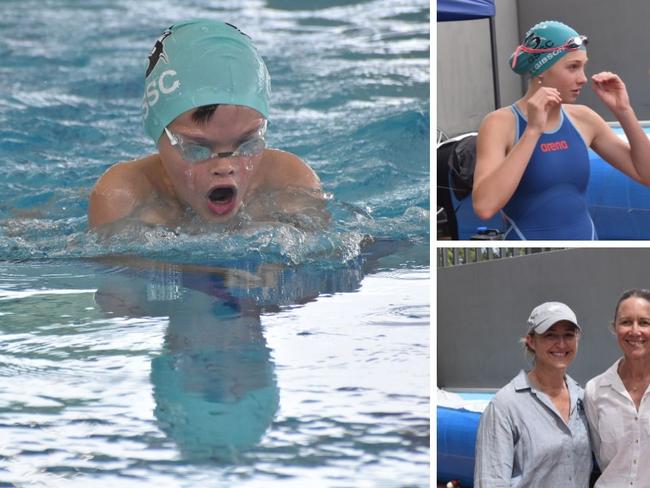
[{"left": 474, "top": 369, "right": 592, "bottom": 488}]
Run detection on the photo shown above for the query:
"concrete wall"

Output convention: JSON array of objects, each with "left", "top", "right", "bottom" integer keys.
[
  {"left": 437, "top": 0, "right": 520, "bottom": 136},
  {"left": 492, "top": 0, "right": 522, "bottom": 107},
  {"left": 517, "top": 0, "right": 650, "bottom": 121},
  {"left": 437, "top": 248, "right": 650, "bottom": 389},
  {"left": 437, "top": 17, "right": 496, "bottom": 136},
  {"left": 437, "top": 0, "right": 650, "bottom": 137}
]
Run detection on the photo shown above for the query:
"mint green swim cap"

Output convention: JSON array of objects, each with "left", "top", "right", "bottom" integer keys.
[
  {"left": 142, "top": 19, "right": 271, "bottom": 143},
  {"left": 509, "top": 20, "right": 586, "bottom": 77}
]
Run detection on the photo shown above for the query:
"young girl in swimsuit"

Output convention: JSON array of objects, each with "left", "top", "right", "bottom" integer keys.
[{"left": 472, "top": 20, "right": 650, "bottom": 240}]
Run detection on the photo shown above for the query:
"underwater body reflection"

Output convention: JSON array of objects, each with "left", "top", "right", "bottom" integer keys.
[
  {"left": 0, "top": 239, "right": 428, "bottom": 485},
  {"left": 91, "top": 251, "right": 371, "bottom": 461}
]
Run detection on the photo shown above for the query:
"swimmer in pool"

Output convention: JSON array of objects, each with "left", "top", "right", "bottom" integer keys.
[
  {"left": 472, "top": 20, "right": 650, "bottom": 240},
  {"left": 88, "top": 19, "right": 323, "bottom": 232}
]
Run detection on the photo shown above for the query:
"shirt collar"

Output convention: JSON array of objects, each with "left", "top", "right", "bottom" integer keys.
[
  {"left": 513, "top": 368, "right": 583, "bottom": 410},
  {"left": 513, "top": 369, "right": 532, "bottom": 391},
  {"left": 596, "top": 358, "right": 624, "bottom": 388},
  {"left": 597, "top": 357, "right": 650, "bottom": 398}
]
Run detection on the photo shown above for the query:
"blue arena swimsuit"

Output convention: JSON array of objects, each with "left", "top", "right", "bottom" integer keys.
[{"left": 502, "top": 104, "right": 596, "bottom": 240}]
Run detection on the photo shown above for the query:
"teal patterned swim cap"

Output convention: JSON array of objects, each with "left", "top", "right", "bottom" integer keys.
[
  {"left": 509, "top": 20, "right": 586, "bottom": 77},
  {"left": 142, "top": 19, "right": 271, "bottom": 143}
]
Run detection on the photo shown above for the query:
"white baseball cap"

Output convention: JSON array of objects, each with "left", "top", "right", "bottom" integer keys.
[{"left": 527, "top": 302, "right": 581, "bottom": 334}]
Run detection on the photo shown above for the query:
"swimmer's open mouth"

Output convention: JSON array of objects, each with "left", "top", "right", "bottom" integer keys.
[
  {"left": 206, "top": 185, "right": 238, "bottom": 216},
  {"left": 208, "top": 186, "right": 236, "bottom": 203}
]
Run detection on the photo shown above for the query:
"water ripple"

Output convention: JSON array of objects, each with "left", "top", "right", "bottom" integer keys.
[{"left": 0, "top": 0, "right": 429, "bottom": 486}]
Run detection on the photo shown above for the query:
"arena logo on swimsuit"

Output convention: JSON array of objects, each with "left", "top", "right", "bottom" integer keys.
[{"left": 540, "top": 140, "right": 569, "bottom": 152}]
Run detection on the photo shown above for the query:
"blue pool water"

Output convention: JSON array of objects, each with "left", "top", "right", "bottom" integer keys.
[{"left": 0, "top": 1, "right": 430, "bottom": 486}]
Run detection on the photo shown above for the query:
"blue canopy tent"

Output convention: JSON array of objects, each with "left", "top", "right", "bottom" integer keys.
[{"left": 437, "top": 0, "right": 495, "bottom": 22}]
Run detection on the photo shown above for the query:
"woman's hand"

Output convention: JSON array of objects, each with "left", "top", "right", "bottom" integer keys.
[
  {"left": 526, "top": 87, "right": 562, "bottom": 133},
  {"left": 592, "top": 71, "right": 631, "bottom": 115}
]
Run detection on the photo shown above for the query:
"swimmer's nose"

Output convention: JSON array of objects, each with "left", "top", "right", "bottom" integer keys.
[
  {"left": 577, "top": 69, "right": 588, "bottom": 85},
  {"left": 210, "top": 158, "right": 236, "bottom": 176}
]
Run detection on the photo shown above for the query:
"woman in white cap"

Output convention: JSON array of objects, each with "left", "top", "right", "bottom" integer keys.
[
  {"left": 585, "top": 289, "right": 650, "bottom": 487},
  {"left": 474, "top": 302, "right": 592, "bottom": 487}
]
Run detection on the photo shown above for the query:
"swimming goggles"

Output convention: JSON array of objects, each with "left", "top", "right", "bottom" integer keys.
[
  {"left": 511, "top": 35, "right": 588, "bottom": 69},
  {"left": 164, "top": 120, "right": 267, "bottom": 163}
]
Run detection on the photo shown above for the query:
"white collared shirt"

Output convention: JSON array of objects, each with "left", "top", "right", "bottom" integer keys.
[{"left": 585, "top": 358, "right": 650, "bottom": 487}]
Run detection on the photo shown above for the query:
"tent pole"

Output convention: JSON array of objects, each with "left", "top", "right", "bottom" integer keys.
[{"left": 489, "top": 15, "right": 501, "bottom": 109}]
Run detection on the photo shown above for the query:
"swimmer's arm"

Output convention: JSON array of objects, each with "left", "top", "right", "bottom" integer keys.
[
  {"left": 587, "top": 105, "right": 650, "bottom": 186},
  {"left": 472, "top": 110, "right": 541, "bottom": 220},
  {"left": 88, "top": 163, "right": 143, "bottom": 229}
]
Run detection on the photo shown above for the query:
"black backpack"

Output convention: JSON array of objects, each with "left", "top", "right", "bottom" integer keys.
[
  {"left": 437, "top": 132, "right": 477, "bottom": 239},
  {"left": 439, "top": 133, "right": 478, "bottom": 200}
]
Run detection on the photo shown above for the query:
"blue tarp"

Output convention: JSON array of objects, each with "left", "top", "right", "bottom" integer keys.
[
  {"left": 437, "top": 406, "right": 481, "bottom": 486},
  {"left": 437, "top": 0, "right": 495, "bottom": 21}
]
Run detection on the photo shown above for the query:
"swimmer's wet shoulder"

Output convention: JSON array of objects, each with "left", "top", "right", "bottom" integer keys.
[
  {"left": 87, "top": 19, "right": 324, "bottom": 233},
  {"left": 88, "top": 155, "right": 184, "bottom": 228},
  {"left": 255, "top": 148, "right": 321, "bottom": 192}
]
